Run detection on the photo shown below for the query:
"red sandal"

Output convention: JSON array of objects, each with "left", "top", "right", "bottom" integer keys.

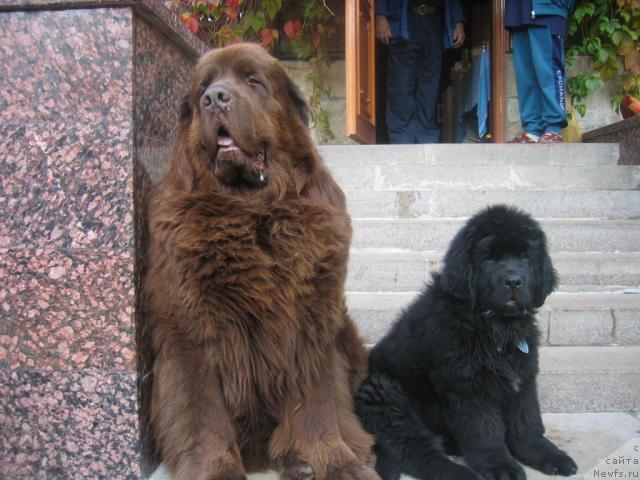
[
  {"left": 508, "top": 133, "right": 539, "bottom": 143},
  {"left": 539, "top": 132, "right": 563, "bottom": 143}
]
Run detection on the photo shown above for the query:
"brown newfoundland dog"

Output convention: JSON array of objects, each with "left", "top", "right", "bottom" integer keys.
[{"left": 144, "top": 43, "right": 378, "bottom": 480}]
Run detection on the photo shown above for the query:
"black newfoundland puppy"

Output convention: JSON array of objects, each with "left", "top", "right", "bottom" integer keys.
[{"left": 355, "top": 205, "right": 577, "bottom": 480}]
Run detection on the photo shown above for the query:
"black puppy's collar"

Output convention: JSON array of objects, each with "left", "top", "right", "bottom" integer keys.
[{"left": 481, "top": 309, "right": 496, "bottom": 318}]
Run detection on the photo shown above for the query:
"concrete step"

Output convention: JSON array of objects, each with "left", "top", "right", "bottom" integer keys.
[
  {"left": 319, "top": 144, "right": 621, "bottom": 167},
  {"left": 347, "top": 292, "right": 640, "bottom": 347},
  {"left": 523, "top": 412, "right": 640, "bottom": 480},
  {"left": 149, "top": 412, "right": 640, "bottom": 480},
  {"left": 347, "top": 250, "right": 640, "bottom": 293},
  {"left": 352, "top": 218, "right": 640, "bottom": 252},
  {"left": 329, "top": 163, "right": 640, "bottom": 191},
  {"left": 343, "top": 189, "right": 640, "bottom": 219},
  {"left": 538, "top": 346, "right": 640, "bottom": 413}
]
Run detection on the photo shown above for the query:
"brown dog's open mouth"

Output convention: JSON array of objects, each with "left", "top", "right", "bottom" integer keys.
[{"left": 214, "top": 125, "right": 267, "bottom": 186}]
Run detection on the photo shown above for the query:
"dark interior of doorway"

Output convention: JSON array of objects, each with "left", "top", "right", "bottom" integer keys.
[{"left": 375, "top": 0, "right": 492, "bottom": 144}]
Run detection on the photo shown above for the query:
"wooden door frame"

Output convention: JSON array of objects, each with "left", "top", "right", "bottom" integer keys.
[
  {"left": 346, "top": 0, "right": 376, "bottom": 143},
  {"left": 491, "top": 0, "right": 507, "bottom": 143}
]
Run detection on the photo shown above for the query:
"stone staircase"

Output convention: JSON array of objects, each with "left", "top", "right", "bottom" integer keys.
[
  {"left": 319, "top": 144, "right": 640, "bottom": 414},
  {"left": 151, "top": 143, "right": 640, "bottom": 480}
]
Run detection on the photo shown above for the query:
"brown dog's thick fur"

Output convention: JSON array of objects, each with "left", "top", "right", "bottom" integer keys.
[{"left": 144, "top": 44, "right": 377, "bottom": 480}]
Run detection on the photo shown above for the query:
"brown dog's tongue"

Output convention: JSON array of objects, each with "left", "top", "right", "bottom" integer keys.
[
  {"left": 255, "top": 148, "right": 265, "bottom": 182},
  {"left": 255, "top": 148, "right": 265, "bottom": 170},
  {"left": 218, "top": 136, "right": 234, "bottom": 147}
]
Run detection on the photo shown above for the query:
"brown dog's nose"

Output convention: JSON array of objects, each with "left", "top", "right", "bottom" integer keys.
[{"left": 202, "top": 85, "right": 232, "bottom": 110}]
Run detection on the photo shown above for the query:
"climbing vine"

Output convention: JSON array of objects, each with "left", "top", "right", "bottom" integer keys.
[
  {"left": 168, "top": 0, "right": 337, "bottom": 141},
  {"left": 566, "top": 0, "right": 640, "bottom": 117}
]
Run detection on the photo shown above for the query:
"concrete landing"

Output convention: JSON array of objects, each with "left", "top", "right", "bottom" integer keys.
[{"left": 148, "top": 413, "right": 640, "bottom": 480}]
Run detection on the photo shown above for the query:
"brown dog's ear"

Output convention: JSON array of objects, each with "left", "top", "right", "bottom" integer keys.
[
  {"left": 168, "top": 94, "right": 195, "bottom": 191},
  {"left": 168, "top": 142, "right": 195, "bottom": 192},
  {"left": 286, "top": 76, "right": 310, "bottom": 126}
]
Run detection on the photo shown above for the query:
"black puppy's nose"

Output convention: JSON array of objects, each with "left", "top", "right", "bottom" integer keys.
[
  {"left": 504, "top": 274, "right": 522, "bottom": 289},
  {"left": 202, "top": 85, "right": 232, "bottom": 110}
]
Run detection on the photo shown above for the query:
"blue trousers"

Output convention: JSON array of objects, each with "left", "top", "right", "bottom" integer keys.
[
  {"left": 386, "top": 14, "right": 443, "bottom": 144},
  {"left": 511, "top": 26, "right": 567, "bottom": 136}
]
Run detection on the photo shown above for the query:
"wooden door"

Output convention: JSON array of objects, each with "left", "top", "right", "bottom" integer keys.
[{"left": 346, "top": 0, "right": 376, "bottom": 143}]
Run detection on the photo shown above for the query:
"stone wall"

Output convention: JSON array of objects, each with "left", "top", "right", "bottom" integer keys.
[
  {"left": 282, "top": 60, "right": 356, "bottom": 145},
  {"left": 0, "top": 1, "right": 205, "bottom": 477}
]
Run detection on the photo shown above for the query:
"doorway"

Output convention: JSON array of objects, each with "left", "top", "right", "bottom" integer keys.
[{"left": 346, "top": 0, "right": 507, "bottom": 143}]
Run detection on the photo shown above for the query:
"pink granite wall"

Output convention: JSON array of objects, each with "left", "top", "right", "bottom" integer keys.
[{"left": 0, "top": 2, "right": 205, "bottom": 477}]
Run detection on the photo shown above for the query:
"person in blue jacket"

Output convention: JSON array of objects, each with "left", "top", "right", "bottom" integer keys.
[
  {"left": 505, "top": 0, "right": 574, "bottom": 143},
  {"left": 375, "top": 0, "right": 465, "bottom": 144}
]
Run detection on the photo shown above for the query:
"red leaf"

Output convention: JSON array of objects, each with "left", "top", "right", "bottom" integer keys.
[
  {"left": 284, "top": 20, "right": 303, "bottom": 41},
  {"left": 261, "top": 27, "right": 273, "bottom": 47},
  {"left": 188, "top": 16, "right": 200, "bottom": 32},
  {"left": 179, "top": 12, "right": 199, "bottom": 33},
  {"left": 225, "top": 5, "right": 238, "bottom": 20}
]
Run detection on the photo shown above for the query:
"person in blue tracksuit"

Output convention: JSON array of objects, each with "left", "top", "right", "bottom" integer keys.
[
  {"left": 375, "top": 0, "right": 465, "bottom": 144},
  {"left": 505, "top": 0, "right": 573, "bottom": 143}
]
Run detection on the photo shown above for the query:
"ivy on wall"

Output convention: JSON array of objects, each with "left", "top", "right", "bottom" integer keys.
[
  {"left": 566, "top": 0, "right": 640, "bottom": 117},
  {"left": 167, "top": 0, "right": 336, "bottom": 142}
]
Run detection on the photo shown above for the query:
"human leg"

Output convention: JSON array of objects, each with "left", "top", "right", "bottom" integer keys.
[
  {"left": 386, "top": 40, "right": 421, "bottom": 143},
  {"left": 414, "top": 16, "right": 442, "bottom": 143},
  {"left": 528, "top": 26, "right": 567, "bottom": 135},
  {"left": 511, "top": 27, "right": 544, "bottom": 138}
]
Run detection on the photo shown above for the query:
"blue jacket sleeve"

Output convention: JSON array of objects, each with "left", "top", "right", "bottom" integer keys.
[
  {"left": 375, "top": 0, "right": 388, "bottom": 16},
  {"left": 443, "top": 0, "right": 465, "bottom": 49},
  {"left": 448, "top": 0, "right": 465, "bottom": 26}
]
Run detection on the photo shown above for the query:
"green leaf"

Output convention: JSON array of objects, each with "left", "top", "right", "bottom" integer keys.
[
  {"left": 250, "top": 11, "right": 266, "bottom": 32},
  {"left": 612, "top": 31, "right": 624, "bottom": 45},
  {"left": 586, "top": 37, "right": 602, "bottom": 54},
  {"left": 585, "top": 77, "right": 603, "bottom": 90},
  {"left": 597, "top": 17, "right": 612, "bottom": 34},
  {"left": 597, "top": 48, "right": 609, "bottom": 63},
  {"left": 573, "top": 6, "right": 586, "bottom": 23},
  {"left": 622, "top": 26, "right": 638, "bottom": 40}
]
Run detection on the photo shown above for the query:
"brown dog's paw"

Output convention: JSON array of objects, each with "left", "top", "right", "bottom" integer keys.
[
  {"left": 209, "top": 474, "right": 247, "bottom": 480},
  {"left": 205, "top": 458, "right": 247, "bottom": 480},
  {"left": 326, "top": 462, "right": 381, "bottom": 480},
  {"left": 281, "top": 456, "right": 315, "bottom": 480}
]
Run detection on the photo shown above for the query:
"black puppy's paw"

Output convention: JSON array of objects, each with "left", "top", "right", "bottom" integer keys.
[
  {"left": 476, "top": 459, "right": 526, "bottom": 480},
  {"left": 425, "top": 457, "right": 483, "bottom": 480},
  {"left": 533, "top": 450, "right": 577, "bottom": 477}
]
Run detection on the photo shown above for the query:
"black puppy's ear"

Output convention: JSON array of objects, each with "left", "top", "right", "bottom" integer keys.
[
  {"left": 285, "top": 76, "right": 310, "bottom": 126},
  {"left": 535, "top": 251, "right": 558, "bottom": 308},
  {"left": 179, "top": 94, "right": 192, "bottom": 121},
  {"left": 440, "top": 227, "right": 477, "bottom": 309}
]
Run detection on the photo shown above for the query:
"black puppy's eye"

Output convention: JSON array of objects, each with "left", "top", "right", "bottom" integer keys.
[{"left": 519, "top": 252, "right": 530, "bottom": 260}]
